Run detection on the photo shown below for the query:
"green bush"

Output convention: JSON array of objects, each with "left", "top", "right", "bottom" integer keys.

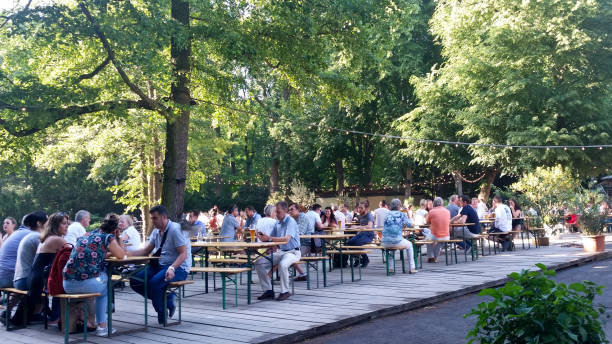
[{"left": 466, "top": 263, "right": 608, "bottom": 344}]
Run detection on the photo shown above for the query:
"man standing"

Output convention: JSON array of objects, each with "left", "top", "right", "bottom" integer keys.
[
  {"left": 345, "top": 201, "right": 374, "bottom": 267},
  {"left": 446, "top": 195, "right": 460, "bottom": 219},
  {"left": 64, "top": 210, "right": 90, "bottom": 246},
  {"left": 245, "top": 206, "right": 262, "bottom": 229},
  {"left": 129, "top": 205, "right": 190, "bottom": 324},
  {"left": 490, "top": 195, "right": 513, "bottom": 251},
  {"left": 255, "top": 202, "right": 301, "bottom": 301},
  {"left": 374, "top": 200, "right": 389, "bottom": 229}
]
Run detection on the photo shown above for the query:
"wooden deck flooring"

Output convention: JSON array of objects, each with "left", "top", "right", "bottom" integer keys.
[{"left": 3, "top": 243, "right": 611, "bottom": 344}]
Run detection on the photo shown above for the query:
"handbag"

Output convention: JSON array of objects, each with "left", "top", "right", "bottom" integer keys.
[{"left": 149, "top": 227, "right": 169, "bottom": 269}]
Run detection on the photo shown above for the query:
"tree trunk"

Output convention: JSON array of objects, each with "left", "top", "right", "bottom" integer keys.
[
  {"left": 336, "top": 158, "right": 344, "bottom": 195},
  {"left": 478, "top": 168, "right": 498, "bottom": 202},
  {"left": 452, "top": 170, "right": 463, "bottom": 196},
  {"left": 404, "top": 166, "right": 412, "bottom": 198},
  {"left": 140, "top": 150, "right": 152, "bottom": 237},
  {"left": 270, "top": 158, "right": 280, "bottom": 193},
  {"left": 161, "top": 0, "right": 191, "bottom": 221},
  {"left": 244, "top": 135, "right": 252, "bottom": 175},
  {"left": 214, "top": 127, "right": 222, "bottom": 197}
]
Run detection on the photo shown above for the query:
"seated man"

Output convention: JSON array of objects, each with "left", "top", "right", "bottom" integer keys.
[
  {"left": 255, "top": 201, "right": 301, "bottom": 302},
  {"left": 345, "top": 200, "right": 375, "bottom": 268},
  {"left": 129, "top": 205, "right": 190, "bottom": 324},
  {"left": 489, "top": 195, "right": 513, "bottom": 251},
  {"left": 451, "top": 195, "right": 481, "bottom": 250},
  {"left": 423, "top": 197, "right": 450, "bottom": 263}
]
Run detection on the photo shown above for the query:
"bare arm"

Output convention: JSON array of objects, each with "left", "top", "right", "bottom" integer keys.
[
  {"left": 127, "top": 242, "right": 155, "bottom": 257},
  {"left": 107, "top": 238, "right": 128, "bottom": 259}
]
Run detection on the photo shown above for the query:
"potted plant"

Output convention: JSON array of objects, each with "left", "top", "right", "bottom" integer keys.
[{"left": 573, "top": 185, "right": 607, "bottom": 252}]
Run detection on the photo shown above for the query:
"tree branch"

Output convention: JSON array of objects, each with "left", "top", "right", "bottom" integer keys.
[
  {"left": 0, "top": 99, "right": 148, "bottom": 137},
  {"left": 77, "top": 55, "right": 111, "bottom": 81},
  {"left": 0, "top": 0, "right": 32, "bottom": 29},
  {"left": 78, "top": 2, "right": 161, "bottom": 111}
]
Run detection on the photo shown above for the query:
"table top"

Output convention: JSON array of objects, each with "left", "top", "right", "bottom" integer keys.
[
  {"left": 335, "top": 228, "right": 383, "bottom": 232},
  {"left": 191, "top": 241, "right": 285, "bottom": 248},
  {"left": 191, "top": 235, "right": 232, "bottom": 240},
  {"left": 301, "top": 234, "right": 353, "bottom": 239},
  {"left": 105, "top": 256, "right": 159, "bottom": 264},
  {"left": 450, "top": 223, "right": 475, "bottom": 227}
]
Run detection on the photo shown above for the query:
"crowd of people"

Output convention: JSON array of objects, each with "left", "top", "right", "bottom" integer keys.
[{"left": 0, "top": 195, "right": 607, "bottom": 334}]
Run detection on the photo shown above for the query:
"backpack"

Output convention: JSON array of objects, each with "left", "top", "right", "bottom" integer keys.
[{"left": 47, "top": 244, "right": 74, "bottom": 296}]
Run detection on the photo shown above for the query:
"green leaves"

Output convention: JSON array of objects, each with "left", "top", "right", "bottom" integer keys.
[{"left": 466, "top": 264, "right": 609, "bottom": 344}]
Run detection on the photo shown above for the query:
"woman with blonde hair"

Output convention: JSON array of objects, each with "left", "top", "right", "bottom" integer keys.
[{"left": 118, "top": 215, "right": 141, "bottom": 252}]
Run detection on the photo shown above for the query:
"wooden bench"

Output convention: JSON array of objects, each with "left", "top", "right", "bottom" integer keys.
[
  {"left": 291, "top": 256, "right": 329, "bottom": 290},
  {"left": 0, "top": 287, "right": 48, "bottom": 331},
  {"left": 379, "top": 245, "right": 416, "bottom": 275},
  {"left": 190, "top": 267, "right": 251, "bottom": 309},
  {"left": 53, "top": 293, "right": 101, "bottom": 344},
  {"left": 435, "top": 239, "right": 463, "bottom": 265},
  {"left": 326, "top": 250, "right": 369, "bottom": 282},
  {"left": 162, "top": 280, "right": 194, "bottom": 326},
  {"left": 412, "top": 241, "right": 433, "bottom": 269}
]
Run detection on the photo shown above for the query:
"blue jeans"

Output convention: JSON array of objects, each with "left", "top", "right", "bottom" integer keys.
[
  {"left": 129, "top": 265, "right": 187, "bottom": 322},
  {"left": 63, "top": 273, "right": 108, "bottom": 325},
  {"left": 13, "top": 278, "right": 29, "bottom": 291},
  {"left": 346, "top": 232, "right": 375, "bottom": 263}
]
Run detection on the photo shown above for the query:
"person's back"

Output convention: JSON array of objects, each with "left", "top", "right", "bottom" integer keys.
[
  {"left": 0, "top": 226, "right": 33, "bottom": 287},
  {"left": 374, "top": 207, "right": 389, "bottom": 228},
  {"left": 495, "top": 203, "right": 512, "bottom": 232},
  {"left": 446, "top": 203, "right": 460, "bottom": 219},
  {"left": 461, "top": 204, "right": 481, "bottom": 234},
  {"left": 382, "top": 210, "right": 411, "bottom": 245},
  {"left": 14, "top": 231, "right": 41, "bottom": 289},
  {"left": 65, "top": 221, "right": 86, "bottom": 246},
  {"left": 428, "top": 207, "right": 450, "bottom": 238}
]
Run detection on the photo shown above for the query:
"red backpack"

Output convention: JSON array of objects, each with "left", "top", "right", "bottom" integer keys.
[{"left": 47, "top": 244, "right": 74, "bottom": 296}]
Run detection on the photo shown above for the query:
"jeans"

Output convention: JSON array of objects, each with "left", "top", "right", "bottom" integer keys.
[
  {"left": 13, "top": 278, "right": 29, "bottom": 291},
  {"left": 489, "top": 227, "right": 512, "bottom": 251},
  {"left": 63, "top": 273, "right": 108, "bottom": 325},
  {"left": 129, "top": 265, "right": 188, "bottom": 323},
  {"left": 383, "top": 239, "right": 416, "bottom": 270},
  {"left": 0, "top": 275, "right": 14, "bottom": 288},
  {"left": 422, "top": 229, "right": 449, "bottom": 259},
  {"left": 255, "top": 250, "right": 301, "bottom": 294},
  {"left": 346, "top": 232, "right": 374, "bottom": 263}
]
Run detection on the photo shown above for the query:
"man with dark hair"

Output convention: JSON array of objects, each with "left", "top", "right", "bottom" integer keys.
[
  {"left": 255, "top": 201, "right": 301, "bottom": 301},
  {"left": 219, "top": 204, "right": 243, "bottom": 242},
  {"left": 244, "top": 205, "right": 261, "bottom": 229},
  {"left": 187, "top": 210, "right": 205, "bottom": 235},
  {"left": 129, "top": 205, "right": 190, "bottom": 324},
  {"left": 345, "top": 201, "right": 375, "bottom": 267},
  {"left": 490, "top": 195, "right": 513, "bottom": 251},
  {"left": 451, "top": 195, "right": 481, "bottom": 250},
  {"left": 0, "top": 211, "right": 47, "bottom": 288}
]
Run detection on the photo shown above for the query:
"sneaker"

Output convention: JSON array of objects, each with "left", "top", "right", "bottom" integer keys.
[
  {"left": 257, "top": 290, "right": 275, "bottom": 300},
  {"left": 427, "top": 258, "right": 436, "bottom": 263},
  {"left": 293, "top": 275, "right": 307, "bottom": 282},
  {"left": 168, "top": 305, "right": 176, "bottom": 319},
  {"left": 276, "top": 292, "right": 291, "bottom": 301},
  {"left": 360, "top": 260, "right": 369, "bottom": 268},
  {"left": 95, "top": 326, "right": 117, "bottom": 337},
  {"left": 352, "top": 259, "right": 360, "bottom": 267},
  {"left": 409, "top": 269, "right": 418, "bottom": 274}
]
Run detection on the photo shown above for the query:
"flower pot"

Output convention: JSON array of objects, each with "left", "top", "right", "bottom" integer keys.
[
  {"left": 582, "top": 235, "right": 605, "bottom": 252},
  {"left": 533, "top": 237, "right": 549, "bottom": 246}
]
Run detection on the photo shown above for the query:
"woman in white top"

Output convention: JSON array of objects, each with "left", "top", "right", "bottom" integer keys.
[
  {"left": 118, "top": 215, "right": 141, "bottom": 252},
  {"left": 413, "top": 199, "right": 429, "bottom": 226},
  {"left": 255, "top": 205, "right": 277, "bottom": 237}
]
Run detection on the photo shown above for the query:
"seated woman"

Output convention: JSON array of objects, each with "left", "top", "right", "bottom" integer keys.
[
  {"left": 508, "top": 199, "right": 523, "bottom": 238},
  {"left": 219, "top": 205, "right": 243, "bottom": 242},
  {"left": 320, "top": 207, "right": 338, "bottom": 228},
  {"left": 382, "top": 199, "right": 417, "bottom": 273},
  {"left": 118, "top": 215, "right": 142, "bottom": 252},
  {"left": 63, "top": 214, "right": 129, "bottom": 337},
  {"left": 22, "top": 212, "right": 68, "bottom": 324}
]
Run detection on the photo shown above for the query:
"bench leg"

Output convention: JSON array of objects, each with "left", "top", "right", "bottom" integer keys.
[
  {"left": 445, "top": 243, "right": 449, "bottom": 265},
  {"left": 83, "top": 299, "right": 88, "bottom": 342},
  {"left": 454, "top": 243, "right": 458, "bottom": 264},
  {"left": 63, "top": 299, "right": 69, "bottom": 344},
  {"left": 399, "top": 250, "right": 406, "bottom": 274},
  {"left": 385, "top": 250, "right": 390, "bottom": 276},
  {"left": 306, "top": 262, "right": 311, "bottom": 290},
  {"left": 222, "top": 274, "right": 226, "bottom": 310}
]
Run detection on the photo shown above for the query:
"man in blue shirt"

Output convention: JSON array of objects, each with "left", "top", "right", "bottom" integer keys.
[
  {"left": 129, "top": 205, "right": 190, "bottom": 325},
  {"left": 451, "top": 195, "right": 481, "bottom": 250},
  {"left": 244, "top": 206, "right": 261, "bottom": 229},
  {"left": 255, "top": 201, "right": 300, "bottom": 302}
]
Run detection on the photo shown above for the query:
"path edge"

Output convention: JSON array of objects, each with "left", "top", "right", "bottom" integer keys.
[{"left": 257, "top": 250, "right": 612, "bottom": 344}]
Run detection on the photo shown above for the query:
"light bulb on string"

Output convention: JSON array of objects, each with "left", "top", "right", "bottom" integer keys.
[{"left": 582, "top": 147, "right": 585, "bottom": 151}]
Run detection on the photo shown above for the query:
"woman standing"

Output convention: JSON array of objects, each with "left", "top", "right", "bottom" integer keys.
[
  {"left": 382, "top": 199, "right": 417, "bottom": 273},
  {"left": 118, "top": 215, "right": 141, "bottom": 252},
  {"left": 320, "top": 207, "right": 338, "bottom": 228},
  {"left": 63, "top": 214, "right": 128, "bottom": 336},
  {"left": 0, "top": 217, "right": 17, "bottom": 248},
  {"left": 26, "top": 212, "right": 68, "bottom": 323}
]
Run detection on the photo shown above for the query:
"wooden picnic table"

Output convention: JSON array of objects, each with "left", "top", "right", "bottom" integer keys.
[
  {"left": 191, "top": 241, "right": 284, "bottom": 304},
  {"left": 105, "top": 256, "right": 159, "bottom": 337}
]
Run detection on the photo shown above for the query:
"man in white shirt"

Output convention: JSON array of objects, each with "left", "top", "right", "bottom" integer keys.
[
  {"left": 374, "top": 200, "right": 389, "bottom": 228},
  {"left": 305, "top": 204, "right": 323, "bottom": 251},
  {"left": 490, "top": 195, "right": 513, "bottom": 251},
  {"left": 64, "top": 210, "right": 90, "bottom": 245},
  {"left": 340, "top": 204, "right": 353, "bottom": 222},
  {"left": 332, "top": 204, "right": 346, "bottom": 230}
]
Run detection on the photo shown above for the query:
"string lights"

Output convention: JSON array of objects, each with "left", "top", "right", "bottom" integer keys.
[{"left": 308, "top": 123, "right": 611, "bottom": 150}]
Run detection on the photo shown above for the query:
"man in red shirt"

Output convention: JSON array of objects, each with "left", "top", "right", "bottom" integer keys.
[{"left": 424, "top": 197, "right": 450, "bottom": 263}]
